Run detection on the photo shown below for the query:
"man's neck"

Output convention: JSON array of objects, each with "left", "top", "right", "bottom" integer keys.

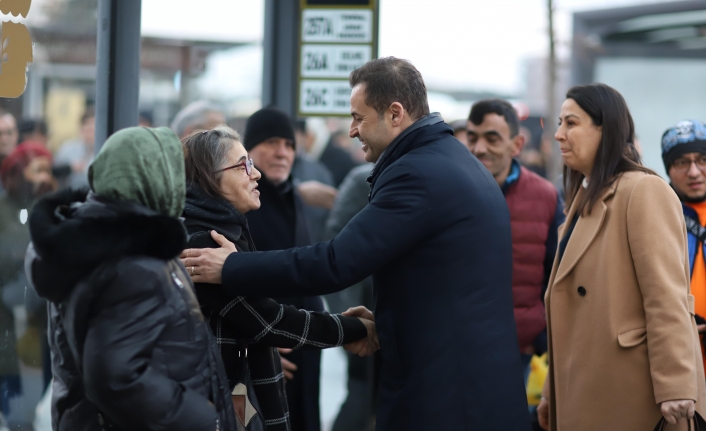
[
  {"left": 673, "top": 184, "right": 706, "bottom": 204},
  {"left": 495, "top": 162, "right": 514, "bottom": 188}
]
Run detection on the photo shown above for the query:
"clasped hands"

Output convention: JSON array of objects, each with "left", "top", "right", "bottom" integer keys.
[
  {"left": 342, "top": 306, "right": 379, "bottom": 357},
  {"left": 180, "top": 233, "right": 379, "bottom": 357}
]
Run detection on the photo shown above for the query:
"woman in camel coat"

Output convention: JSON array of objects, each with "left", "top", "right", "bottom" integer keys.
[{"left": 538, "top": 83, "right": 706, "bottom": 430}]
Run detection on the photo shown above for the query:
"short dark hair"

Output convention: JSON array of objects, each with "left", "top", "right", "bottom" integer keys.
[
  {"left": 182, "top": 125, "right": 241, "bottom": 198},
  {"left": 18, "top": 118, "right": 48, "bottom": 141},
  {"left": 468, "top": 99, "right": 520, "bottom": 137},
  {"left": 563, "top": 83, "right": 654, "bottom": 215},
  {"left": 349, "top": 57, "right": 430, "bottom": 121}
]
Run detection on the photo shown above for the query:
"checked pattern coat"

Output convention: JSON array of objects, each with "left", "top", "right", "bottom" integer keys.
[
  {"left": 183, "top": 183, "right": 368, "bottom": 430},
  {"left": 195, "top": 288, "right": 366, "bottom": 431}
]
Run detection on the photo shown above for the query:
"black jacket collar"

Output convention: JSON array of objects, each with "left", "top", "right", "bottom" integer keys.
[
  {"left": 28, "top": 188, "right": 186, "bottom": 302},
  {"left": 367, "top": 113, "right": 449, "bottom": 196}
]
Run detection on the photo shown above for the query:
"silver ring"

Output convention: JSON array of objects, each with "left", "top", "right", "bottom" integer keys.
[{"left": 190, "top": 266, "right": 194, "bottom": 276}]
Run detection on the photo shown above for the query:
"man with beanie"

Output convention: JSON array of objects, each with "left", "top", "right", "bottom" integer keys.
[
  {"left": 243, "top": 107, "right": 326, "bottom": 431},
  {"left": 26, "top": 127, "right": 236, "bottom": 431},
  {"left": 663, "top": 119, "right": 706, "bottom": 372}
]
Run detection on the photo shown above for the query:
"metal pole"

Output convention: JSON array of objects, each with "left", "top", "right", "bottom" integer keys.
[
  {"left": 262, "top": 0, "right": 299, "bottom": 119},
  {"left": 95, "top": 0, "right": 142, "bottom": 154},
  {"left": 546, "top": 0, "right": 560, "bottom": 183}
]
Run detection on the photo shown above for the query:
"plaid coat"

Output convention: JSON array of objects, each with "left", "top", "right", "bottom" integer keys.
[{"left": 183, "top": 184, "right": 367, "bottom": 431}]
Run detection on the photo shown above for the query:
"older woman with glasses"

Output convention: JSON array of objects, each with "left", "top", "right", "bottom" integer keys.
[
  {"left": 537, "top": 84, "right": 706, "bottom": 430},
  {"left": 180, "top": 126, "right": 377, "bottom": 431}
]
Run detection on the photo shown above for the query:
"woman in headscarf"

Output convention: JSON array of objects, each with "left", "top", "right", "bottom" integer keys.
[{"left": 27, "top": 127, "right": 237, "bottom": 431}]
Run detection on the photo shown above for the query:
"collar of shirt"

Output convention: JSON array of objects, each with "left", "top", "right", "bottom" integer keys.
[{"left": 501, "top": 159, "right": 522, "bottom": 193}]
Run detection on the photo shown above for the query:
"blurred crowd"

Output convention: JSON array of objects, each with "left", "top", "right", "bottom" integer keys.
[
  {"left": 1, "top": 57, "right": 706, "bottom": 431},
  {"left": 0, "top": 102, "right": 375, "bottom": 430}
]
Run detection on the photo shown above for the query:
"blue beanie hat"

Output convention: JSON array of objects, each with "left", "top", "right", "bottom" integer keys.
[{"left": 661, "top": 119, "right": 706, "bottom": 171}]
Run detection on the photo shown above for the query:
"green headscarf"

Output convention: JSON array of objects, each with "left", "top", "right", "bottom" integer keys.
[{"left": 88, "top": 127, "right": 185, "bottom": 218}]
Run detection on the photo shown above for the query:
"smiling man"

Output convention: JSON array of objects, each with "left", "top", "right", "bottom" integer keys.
[
  {"left": 182, "top": 57, "right": 530, "bottom": 431},
  {"left": 663, "top": 119, "right": 706, "bottom": 373},
  {"left": 466, "top": 100, "right": 563, "bottom": 385}
]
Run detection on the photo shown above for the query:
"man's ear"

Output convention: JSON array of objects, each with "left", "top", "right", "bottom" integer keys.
[
  {"left": 511, "top": 133, "right": 525, "bottom": 157},
  {"left": 388, "top": 102, "right": 405, "bottom": 128}
]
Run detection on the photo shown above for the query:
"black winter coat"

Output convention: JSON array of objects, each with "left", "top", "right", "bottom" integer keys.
[
  {"left": 219, "top": 114, "right": 531, "bottom": 431},
  {"left": 26, "top": 189, "right": 237, "bottom": 431},
  {"left": 183, "top": 184, "right": 367, "bottom": 431}
]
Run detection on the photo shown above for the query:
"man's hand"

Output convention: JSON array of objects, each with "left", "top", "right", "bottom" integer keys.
[
  {"left": 344, "top": 317, "right": 379, "bottom": 357},
  {"left": 297, "top": 181, "right": 338, "bottom": 209},
  {"left": 661, "top": 399, "right": 695, "bottom": 424},
  {"left": 180, "top": 231, "right": 237, "bottom": 284},
  {"left": 537, "top": 397, "right": 549, "bottom": 430},
  {"left": 277, "top": 348, "right": 297, "bottom": 380},
  {"left": 698, "top": 324, "right": 706, "bottom": 334}
]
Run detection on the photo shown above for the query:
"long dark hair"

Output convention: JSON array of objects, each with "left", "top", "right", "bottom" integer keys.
[
  {"left": 563, "top": 83, "right": 654, "bottom": 215},
  {"left": 181, "top": 125, "right": 242, "bottom": 197}
]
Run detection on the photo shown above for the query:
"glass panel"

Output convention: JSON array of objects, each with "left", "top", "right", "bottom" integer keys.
[
  {"left": 0, "top": 1, "right": 98, "bottom": 429},
  {"left": 596, "top": 57, "right": 706, "bottom": 179}
]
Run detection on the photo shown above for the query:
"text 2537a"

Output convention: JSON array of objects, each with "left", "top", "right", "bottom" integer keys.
[
  {"left": 305, "top": 17, "right": 333, "bottom": 36},
  {"left": 305, "top": 88, "right": 328, "bottom": 107}
]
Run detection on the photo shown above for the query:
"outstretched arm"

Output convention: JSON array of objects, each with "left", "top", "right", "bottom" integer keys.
[
  {"left": 198, "top": 289, "right": 372, "bottom": 351},
  {"left": 182, "top": 164, "right": 432, "bottom": 297}
]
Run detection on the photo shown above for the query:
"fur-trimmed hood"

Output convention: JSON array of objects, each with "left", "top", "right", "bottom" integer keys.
[{"left": 27, "top": 188, "right": 186, "bottom": 303}]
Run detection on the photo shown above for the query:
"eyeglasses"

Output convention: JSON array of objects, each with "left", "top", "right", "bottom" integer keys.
[
  {"left": 216, "top": 158, "right": 254, "bottom": 176},
  {"left": 672, "top": 155, "right": 706, "bottom": 174}
]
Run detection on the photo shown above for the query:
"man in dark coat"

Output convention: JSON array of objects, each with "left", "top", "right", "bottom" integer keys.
[
  {"left": 323, "top": 163, "right": 378, "bottom": 431},
  {"left": 183, "top": 57, "right": 530, "bottom": 431},
  {"left": 242, "top": 107, "right": 327, "bottom": 431}
]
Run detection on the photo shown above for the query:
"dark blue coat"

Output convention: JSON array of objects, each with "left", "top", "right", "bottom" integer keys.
[{"left": 221, "top": 113, "right": 530, "bottom": 431}]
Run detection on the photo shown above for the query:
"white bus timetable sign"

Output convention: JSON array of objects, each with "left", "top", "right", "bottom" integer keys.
[
  {"left": 299, "top": 80, "right": 353, "bottom": 115},
  {"left": 298, "top": 0, "right": 377, "bottom": 117},
  {"left": 301, "top": 45, "right": 372, "bottom": 78},
  {"left": 302, "top": 9, "right": 372, "bottom": 43}
]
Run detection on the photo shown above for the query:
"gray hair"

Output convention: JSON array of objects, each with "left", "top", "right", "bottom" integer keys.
[
  {"left": 170, "top": 100, "right": 224, "bottom": 138},
  {"left": 182, "top": 125, "right": 243, "bottom": 197}
]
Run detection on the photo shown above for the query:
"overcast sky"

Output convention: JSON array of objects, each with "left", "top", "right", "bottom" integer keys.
[{"left": 140, "top": 0, "right": 683, "bottom": 95}]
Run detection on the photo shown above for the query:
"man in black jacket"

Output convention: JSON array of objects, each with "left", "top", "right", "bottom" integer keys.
[{"left": 183, "top": 57, "right": 530, "bottom": 431}]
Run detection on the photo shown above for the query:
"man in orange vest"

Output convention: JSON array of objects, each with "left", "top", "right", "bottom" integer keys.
[{"left": 663, "top": 119, "right": 706, "bottom": 371}]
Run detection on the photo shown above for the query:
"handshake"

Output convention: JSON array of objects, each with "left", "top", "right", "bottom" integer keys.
[{"left": 342, "top": 306, "right": 380, "bottom": 357}]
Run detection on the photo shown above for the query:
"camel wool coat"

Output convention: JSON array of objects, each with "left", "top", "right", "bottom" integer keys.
[{"left": 543, "top": 171, "right": 706, "bottom": 431}]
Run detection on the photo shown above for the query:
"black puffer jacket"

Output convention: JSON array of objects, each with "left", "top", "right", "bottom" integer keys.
[{"left": 26, "top": 189, "right": 236, "bottom": 431}]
